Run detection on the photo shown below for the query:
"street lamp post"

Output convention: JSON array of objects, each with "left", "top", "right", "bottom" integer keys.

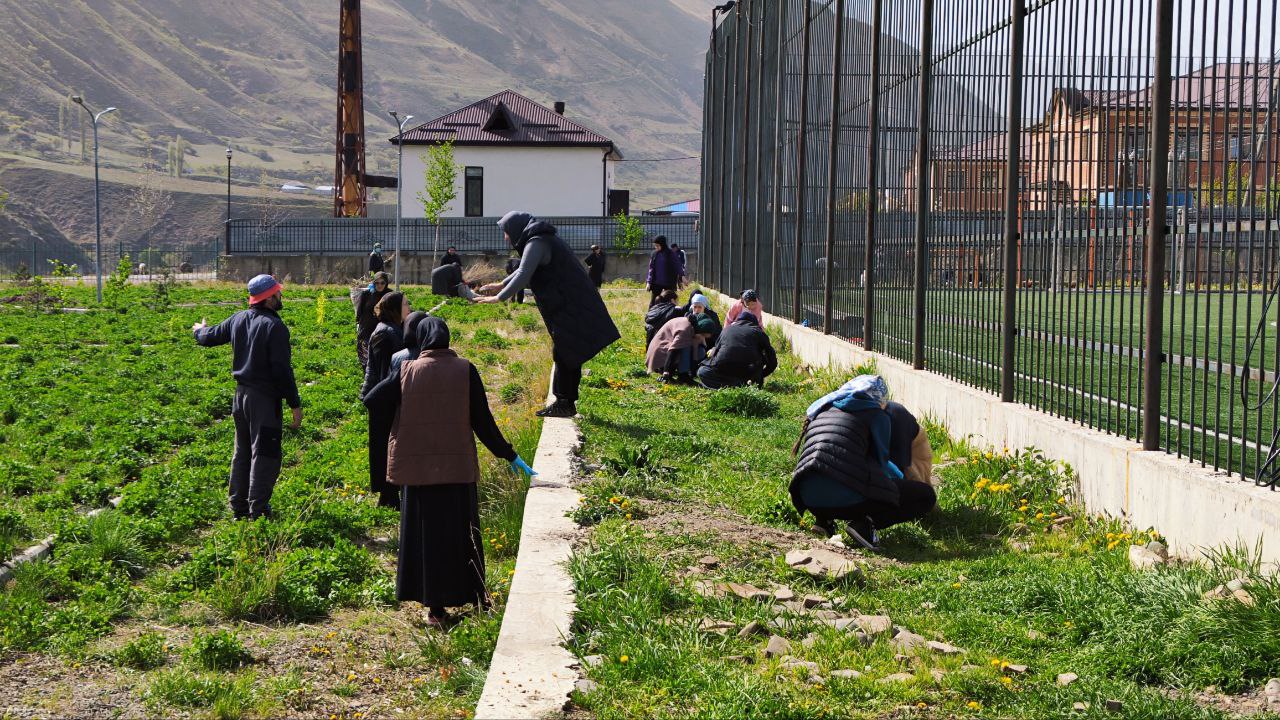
[
  {"left": 388, "top": 111, "right": 414, "bottom": 291},
  {"left": 71, "top": 96, "right": 116, "bottom": 304},
  {"left": 225, "top": 146, "right": 233, "bottom": 256}
]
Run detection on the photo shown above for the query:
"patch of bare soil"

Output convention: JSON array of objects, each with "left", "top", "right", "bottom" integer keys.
[
  {"left": 1171, "top": 685, "right": 1276, "bottom": 718},
  {"left": 0, "top": 604, "right": 484, "bottom": 719}
]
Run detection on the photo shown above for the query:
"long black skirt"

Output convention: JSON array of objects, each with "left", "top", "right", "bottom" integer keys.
[
  {"left": 397, "top": 483, "right": 488, "bottom": 609},
  {"left": 368, "top": 412, "right": 399, "bottom": 508}
]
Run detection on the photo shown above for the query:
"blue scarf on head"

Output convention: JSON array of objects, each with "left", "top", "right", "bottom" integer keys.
[{"left": 805, "top": 375, "right": 902, "bottom": 480}]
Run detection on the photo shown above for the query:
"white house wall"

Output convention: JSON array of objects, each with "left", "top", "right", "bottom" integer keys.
[{"left": 399, "top": 146, "right": 613, "bottom": 218}]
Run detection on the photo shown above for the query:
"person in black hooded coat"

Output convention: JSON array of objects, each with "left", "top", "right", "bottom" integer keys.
[
  {"left": 359, "top": 291, "right": 408, "bottom": 508},
  {"left": 474, "top": 211, "right": 621, "bottom": 418},
  {"left": 644, "top": 288, "right": 682, "bottom": 346},
  {"left": 696, "top": 310, "right": 777, "bottom": 390}
]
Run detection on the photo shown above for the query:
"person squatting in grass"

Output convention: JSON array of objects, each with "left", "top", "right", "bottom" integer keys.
[
  {"left": 192, "top": 274, "right": 302, "bottom": 520},
  {"left": 360, "top": 291, "right": 410, "bottom": 509},
  {"left": 644, "top": 288, "right": 682, "bottom": 346},
  {"left": 789, "top": 375, "right": 936, "bottom": 551},
  {"left": 725, "top": 288, "right": 764, "bottom": 325},
  {"left": 646, "top": 293, "right": 719, "bottom": 384},
  {"left": 354, "top": 271, "right": 391, "bottom": 369},
  {"left": 473, "top": 211, "right": 621, "bottom": 419},
  {"left": 696, "top": 309, "right": 778, "bottom": 390},
  {"left": 362, "top": 316, "right": 535, "bottom": 627}
]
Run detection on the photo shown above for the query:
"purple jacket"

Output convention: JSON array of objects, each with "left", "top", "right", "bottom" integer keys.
[{"left": 647, "top": 248, "right": 681, "bottom": 288}]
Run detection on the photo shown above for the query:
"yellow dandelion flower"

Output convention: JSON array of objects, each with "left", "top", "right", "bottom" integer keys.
[
  {"left": 968, "top": 701, "right": 982, "bottom": 710},
  {"left": 1058, "top": 496, "right": 1067, "bottom": 504},
  {"left": 952, "top": 582, "right": 963, "bottom": 588},
  {"left": 374, "top": 677, "right": 382, "bottom": 684},
  {"left": 1035, "top": 512, "right": 1045, "bottom": 519},
  {"left": 347, "top": 673, "right": 357, "bottom": 681},
  {"left": 1000, "top": 676, "right": 1013, "bottom": 685},
  {"left": 991, "top": 659, "right": 1002, "bottom": 667},
  {"left": 625, "top": 513, "right": 632, "bottom": 520},
  {"left": 620, "top": 655, "right": 629, "bottom": 663},
  {"left": 916, "top": 702, "right": 928, "bottom": 709}
]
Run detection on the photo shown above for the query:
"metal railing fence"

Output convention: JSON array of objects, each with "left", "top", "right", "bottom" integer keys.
[{"left": 703, "top": 0, "right": 1280, "bottom": 488}]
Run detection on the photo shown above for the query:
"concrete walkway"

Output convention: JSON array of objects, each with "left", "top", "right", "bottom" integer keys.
[{"left": 475, "top": 381, "right": 584, "bottom": 719}]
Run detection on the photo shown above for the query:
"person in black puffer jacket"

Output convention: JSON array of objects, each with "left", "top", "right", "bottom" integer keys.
[
  {"left": 360, "top": 291, "right": 409, "bottom": 508},
  {"left": 789, "top": 375, "right": 936, "bottom": 550},
  {"left": 644, "top": 289, "right": 682, "bottom": 346},
  {"left": 696, "top": 310, "right": 777, "bottom": 390}
]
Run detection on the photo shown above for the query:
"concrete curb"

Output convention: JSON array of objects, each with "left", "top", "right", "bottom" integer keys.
[
  {"left": 704, "top": 287, "right": 1280, "bottom": 566},
  {"left": 475, "top": 374, "right": 583, "bottom": 720}
]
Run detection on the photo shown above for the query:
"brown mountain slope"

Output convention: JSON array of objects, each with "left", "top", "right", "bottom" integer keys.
[{"left": 0, "top": 0, "right": 706, "bottom": 212}]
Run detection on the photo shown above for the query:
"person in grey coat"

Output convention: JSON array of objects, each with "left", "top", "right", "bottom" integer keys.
[
  {"left": 475, "top": 211, "right": 621, "bottom": 417},
  {"left": 192, "top": 274, "right": 302, "bottom": 519}
]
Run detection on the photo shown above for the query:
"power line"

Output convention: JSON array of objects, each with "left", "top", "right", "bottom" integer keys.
[{"left": 615, "top": 155, "right": 702, "bottom": 162}]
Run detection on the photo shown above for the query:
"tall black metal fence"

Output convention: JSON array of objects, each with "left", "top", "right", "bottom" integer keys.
[
  {"left": 704, "top": 0, "right": 1280, "bottom": 488},
  {"left": 226, "top": 216, "right": 699, "bottom": 256},
  {"left": 0, "top": 240, "right": 223, "bottom": 279}
]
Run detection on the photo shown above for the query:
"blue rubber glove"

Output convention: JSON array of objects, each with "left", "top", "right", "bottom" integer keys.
[
  {"left": 510, "top": 456, "right": 537, "bottom": 477},
  {"left": 367, "top": 282, "right": 376, "bottom": 292},
  {"left": 885, "top": 460, "right": 904, "bottom": 480}
]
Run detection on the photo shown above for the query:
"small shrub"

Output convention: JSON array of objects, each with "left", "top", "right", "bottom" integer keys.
[
  {"left": 513, "top": 313, "right": 539, "bottom": 332},
  {"left": 472, "top": 328, "right": 511, "bottom": 349},
  {"left": 185, "top": 629, "right": 252, "bottom": 670},
  {"left": 146, "top": 668, "right": 252, "bottom": 710},
  {"left": 113, "top": 631, "right": 168, "bottom": 670},
  {"left": 499, "top": 383, "right": 524, "bottom": 404},
  {"left": 706, "top": 386, "right": 780, "bottom": 417}
]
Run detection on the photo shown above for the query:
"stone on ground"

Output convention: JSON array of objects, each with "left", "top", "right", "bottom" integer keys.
[
  {"left": 1105, "top": 699, "right": 1124, "bottom": 712},
  {"left": 854, "top": 615, "right": 893, "bottom": 639},
  {"left": 784, "top": 547, "right": 863, "bottom": 581},
  {"left": 698, "top": 619, "right": 736, "bottom": 634},
  {"left": 574, "top": 679, "right": 598, "bottom": 694},
  {"left": 878, "top": 672, "right": 915, "bottom": 683},
  {"left": 737, "top": 621, "right": 765, "bottom": 638},
  {"left": 726, "top": 582, "right": 772, "bottom": 603},
  {"left": 802, "top": 594, "right": 827, "bottom": 609},
  {"left": 891, "top": 628, "right": 929, "bottom": 652},
  {"left": 582, "top": 655, "right": 603, "bottom": 668},
  {"left": 1073, "top": 702, "right": 1090, "bottom": 712},
  {"left": 1265, "top": 678, "right": 1280, "bottom": 710},
  {"left": 772, "top": 586, "right": 796, "bottom": 602},
  {"left": 829, "top": 669, "right": 862, "bottom": 680},
  {"left": 1129, "top": 544, "right": 1168, "bottom": 570},
  {"left": 698, "top": 555, "right": 720, "bottom": 568},
  {"left": 763, "top": 635, "right": 791, "bottom": 658},
  {"left": 926, "top": 640, "right": 964, "bottom": 655},
  {"left": 1057, "top": 672, "right": 1079, "bottom": 686},
  {"left": 1003, "top": 664, "right": 1029, "bottom": 675}
]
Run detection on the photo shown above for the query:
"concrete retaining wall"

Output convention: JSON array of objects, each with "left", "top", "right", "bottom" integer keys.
[
  {"left": 705, "top": 289, "right": 1280, "bottom": 567},
  {"left": 219, "top": 251, "right": 697, "bottom": 285},
  {"left": 475, "top": 380, "right": 583, "bottom": 719}
]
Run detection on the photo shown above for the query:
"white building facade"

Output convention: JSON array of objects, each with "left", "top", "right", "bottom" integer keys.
[{"left": 394, "top": 90, "right": 621, "bottom": 219}]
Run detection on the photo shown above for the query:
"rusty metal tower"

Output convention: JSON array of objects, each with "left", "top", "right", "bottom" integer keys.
[{"left": 334, "top": 0, "right": 367, "bottom": 217}]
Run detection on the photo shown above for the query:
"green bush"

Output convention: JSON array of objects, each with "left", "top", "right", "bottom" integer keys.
[
  {"left": 113, "top": 631, "right": 168, "bottom": 670},
  {"left": 706, "top": 386, "right": 779, "bottom": 417},
  {"left": 499, "top": 383, "right": 524, "bottom": 404},
  {"left": 185, "top": 629, "right": 252, "bottom": 670},
  {"left": 472, "top": 328, "right": 511, "bottom": 349}
]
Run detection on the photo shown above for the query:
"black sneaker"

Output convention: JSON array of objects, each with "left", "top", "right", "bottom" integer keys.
[
  {"left": 536, "top": 401, "right": 577, "bottom": 418},
  {"left": 845, "top": 516, "right": 881, "bottom": 551}
]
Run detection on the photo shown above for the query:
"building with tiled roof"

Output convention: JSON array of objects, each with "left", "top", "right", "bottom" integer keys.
[{"left": 393, "top": 90, "right": 624, "bottom": 218}]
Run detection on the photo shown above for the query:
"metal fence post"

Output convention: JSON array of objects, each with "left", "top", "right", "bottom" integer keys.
[
  {"left": 1143, "top": 0, "right": 1175, "bottom": 451},
  {"left": 793, "top": 3, "right": 813, "bottom": 324},
  {"left": 751, "top": 0, "right": 770, "bottom": 291},
  {"left": 768, "top": 2, "right": 789, "bottom": 309},
  {"left": 823, "top": 0, "right": 847, "bottom": 333},
  {"left": 736, "top": 0, "right": 755, "bottom": 291},
  {"left": 912, "top": 0, "right": 935, "bottom": 369},
  {"left": 863, "top": 0, "right": 882, "bottom": 351},
  {"left": 1000, "top": 0, "right": 1026, "bottom": 402}
]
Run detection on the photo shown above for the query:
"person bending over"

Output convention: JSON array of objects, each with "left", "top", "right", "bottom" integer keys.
[
  {"left": 696, "top": 310, "right": 777, "bottom": 389},
  {"left": 789, "top": 375, "right": 937, "bottom": 550}
]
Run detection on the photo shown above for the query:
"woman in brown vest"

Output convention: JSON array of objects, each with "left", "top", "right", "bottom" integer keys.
[{"left": 362, "top": 316, "right": 533, "bottom": 625}]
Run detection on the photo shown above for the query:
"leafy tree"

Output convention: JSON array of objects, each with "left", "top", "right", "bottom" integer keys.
[
  {"left": 613, "top": 212, "right": 643, "bottom": 258},
  {"left": 1202, "top": 161, "right": 1280, "bottom": 211},
  {"left": 416, "top": 140, "right": 459, "bottom": 268}
]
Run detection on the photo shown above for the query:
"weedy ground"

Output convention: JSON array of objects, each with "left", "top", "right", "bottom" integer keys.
[
  {"left": 567, "top": 287, "right": 1280, "bottom": 720},
  {"left": 0, "top": 279, "right": 550, "bottom": 719}
]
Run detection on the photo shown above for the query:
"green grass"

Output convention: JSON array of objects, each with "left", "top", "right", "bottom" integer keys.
[
  {"left": 568, "top": 287, "right": 1280, "bottom": 719},
  {"left": 0, "top": 280, "right": 553, "bottom": 717}
]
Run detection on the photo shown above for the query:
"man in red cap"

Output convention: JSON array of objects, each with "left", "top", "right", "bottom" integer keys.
[{"left": 192, "top": 273, "right": 302, "bottom": 519}]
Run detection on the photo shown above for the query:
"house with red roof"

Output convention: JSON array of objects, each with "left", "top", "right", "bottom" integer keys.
[{"left": 392, "top": 90, "right": 623, "bottom": 218}]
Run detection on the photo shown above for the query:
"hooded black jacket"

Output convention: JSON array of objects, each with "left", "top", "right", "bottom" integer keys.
[
  {"left": 790, "top": 405, "right": 900, "bottom": 514},
  {"left": 502, "top": 214, "right": 621, "bottom": 366},
  {"left": 644, "top": 301, "right": 682, "bottom": 345},
  {"left": 360, "top": 322, "right": 405, "bottom": 399},
  {"left": 702, "top": 312, "right": 777, "bottom": 382}
]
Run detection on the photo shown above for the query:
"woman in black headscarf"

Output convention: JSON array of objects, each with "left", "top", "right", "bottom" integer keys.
[{"left": 362, "top": 316, "right": 535, "bottom": 626}]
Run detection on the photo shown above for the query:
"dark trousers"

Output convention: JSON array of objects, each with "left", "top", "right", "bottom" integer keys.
[
  {"left": 551, "top": 346, "right": 584, "bottom": 404},
  {"left": 649, "top": 284, "right": 674, "bottom": 305},
  {"left": 812, "top": 479, "right": 937, "bottom": 531},
  {"left": 230, "top": 386, "right": 283, "bottom": 519},
  {"left": 368, "top": 411, "right": 401, "bottom": 508}
]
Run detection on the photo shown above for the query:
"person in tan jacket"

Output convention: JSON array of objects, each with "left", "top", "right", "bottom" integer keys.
[{"left": 363, "top": 316, "right": 534, "bottom": 626}]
